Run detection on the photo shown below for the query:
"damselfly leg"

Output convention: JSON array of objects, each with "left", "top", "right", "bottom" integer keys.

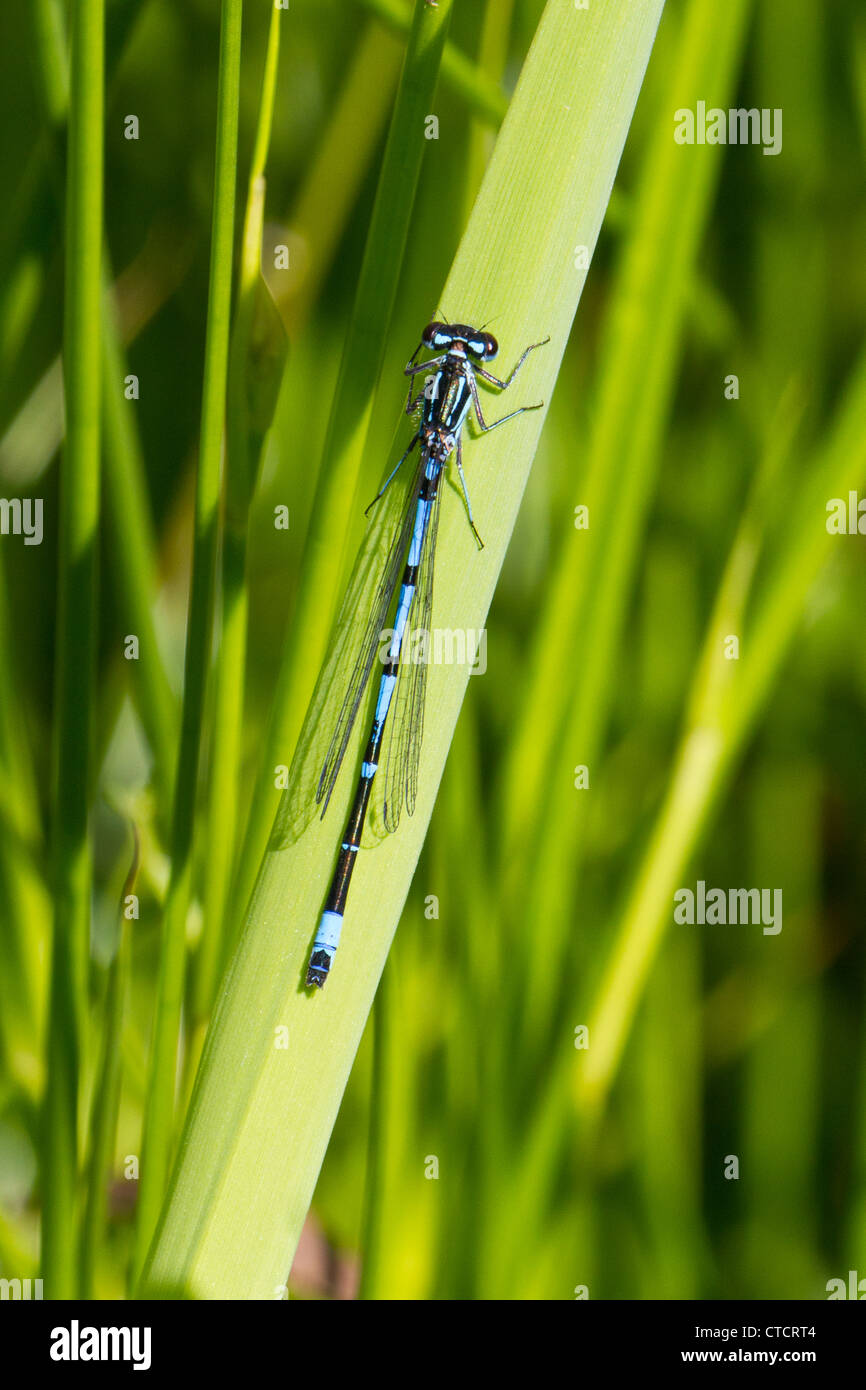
[
  {"left": 364, "top": 434, "right": 419, "bottom": 516},
  {"left": 454, "top": 434, "right": 484, "bottom": 549},
  {"left": 473, "top": 336, "right": 551, "bottom": 391}
]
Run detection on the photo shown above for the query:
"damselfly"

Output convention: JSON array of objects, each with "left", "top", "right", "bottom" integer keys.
[{"left": 306, "top": 320, "right": 549, "bottom": 988}]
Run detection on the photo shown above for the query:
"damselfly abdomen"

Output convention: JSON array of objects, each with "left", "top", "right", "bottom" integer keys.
[{"left": 306, "top": 320, "right": 549, "bottom": 988}]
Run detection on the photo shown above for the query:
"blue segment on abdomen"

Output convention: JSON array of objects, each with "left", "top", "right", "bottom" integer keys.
[
  {"left": 315, "top": 910, "right": 343, "bottom": 954},
  {"left": 390, "top": 582, "right": 416, "bottom": 658},
  {"left": 374, "top": 671, "right": 398, "bottom": 724},
  {"left": 408, "top": 497, "right": 431, "bottom": 567}
]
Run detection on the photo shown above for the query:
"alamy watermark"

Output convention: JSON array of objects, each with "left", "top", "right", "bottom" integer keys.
[
  {"left": 378, "top": 626, "right": 487, "bottom": 675},
  {"left": 827, "top": 1270, "right": 866, "bottom": 1299},
  {"left": 0, "top": 497, "right": 43, "bottom": 545},
  {"left": 674, "top": 102, "right": 782, "bottom": 157},
  {"left": 826, "top": 491, "right": 866, "bottom": 534},
  {"left": 0, "top": 1277, "right": 43, "bottom": 1299},
  {"left": 50, "top": 1320, "right": 151, "bottom": 1371},
  {"left": 674, "top": 880, "right": 783, "bottom": 935}
]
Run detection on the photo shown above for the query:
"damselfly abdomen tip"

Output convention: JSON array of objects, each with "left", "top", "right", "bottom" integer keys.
[{"left": 306, "top": 950, "right": 332, "bottom": 988}]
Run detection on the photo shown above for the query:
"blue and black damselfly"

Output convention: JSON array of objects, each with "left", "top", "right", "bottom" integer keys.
[{"left": 306, "top": 320, "right": 549, "bottom": 988}]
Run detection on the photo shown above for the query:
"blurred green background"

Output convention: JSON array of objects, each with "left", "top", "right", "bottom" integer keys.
[{"left": 1, "top": 0, "right": 865, "bottom": 1299}]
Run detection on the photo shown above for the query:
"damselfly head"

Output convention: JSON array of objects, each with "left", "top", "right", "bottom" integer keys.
[{"left": 422, "top": 321, "right": 499, "bottom": 361}]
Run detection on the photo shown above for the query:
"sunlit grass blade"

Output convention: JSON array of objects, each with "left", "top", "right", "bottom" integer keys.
[
  {"left": 42, "top": 0, "right": 105, "bottom": 1300},
  {"left": 0, "top": 557, "right": 49, "bottom": 1098},
  {"left": 80, "top": 829, "right": 138, "bottom": 1297},
  {"left": 274, "top": 22, "right": 403, "bottom": 334},
  {"left": 101, "top": 290, "right": 179, "bottom": 817},
  {"left": 132, "top": 0, "right": 245, "bottom": 1286},
  {"left": 193, "top": 3, "right": 285, "bottom": 1028},
  {"left": 31, "top": 0, "right": 68, "bottom": 126},
  {"left": 138, "top": 0, "right": 665, "bottom": 1300},
  {"left": 359, "top": 0, "right": 508, "bottom": 125}
]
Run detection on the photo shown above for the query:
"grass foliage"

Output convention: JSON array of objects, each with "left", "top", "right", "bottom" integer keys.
[{"left": 0, "top": 0, "right": 864, "bottom": 1300}]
